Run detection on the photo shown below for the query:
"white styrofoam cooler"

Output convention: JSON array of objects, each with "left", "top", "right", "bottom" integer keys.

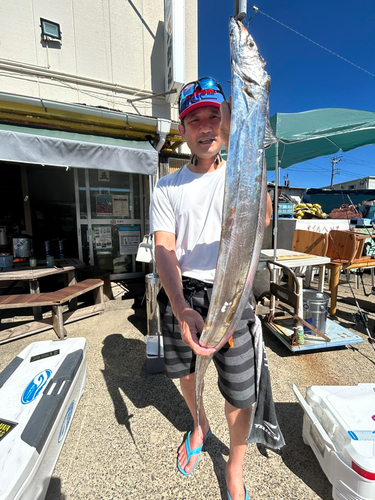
[
  {"left": 0, "top": 338, "right": 86, "bottom": 500},
  {"left": 294, "top": 383, "right": 375, "bottom": 500}
]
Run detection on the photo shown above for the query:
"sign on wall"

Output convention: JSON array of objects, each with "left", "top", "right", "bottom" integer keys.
[
  {"left": 164, "top": 0, "right": 185, "bottom": 103},
  {"left": 118, "top": 225, "right": 140, "bottom": 255}
]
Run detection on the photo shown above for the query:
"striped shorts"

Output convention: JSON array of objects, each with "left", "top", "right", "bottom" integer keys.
[{"left": 157, "top": 278, "right": 256, "bottom": 409}]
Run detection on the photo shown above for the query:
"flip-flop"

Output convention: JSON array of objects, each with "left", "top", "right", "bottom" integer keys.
[
  {"left": 227, "top": 483, "right": 249, "bottom": 500},
  {"left": 177, "top": 428, "right": 211, "bottom": 476}
]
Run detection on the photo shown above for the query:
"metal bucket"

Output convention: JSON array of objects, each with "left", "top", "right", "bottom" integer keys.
[
  {"left": 13, "top": 236, "right": 33, "bottom": 259},
  {"left": 145, "top": 273, "right": 161, "bottom": 336},
  {"left": 303, "top": 289, "right": 330, "bottom": 335}
]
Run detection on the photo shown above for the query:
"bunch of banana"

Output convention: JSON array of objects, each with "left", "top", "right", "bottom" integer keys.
[{"left": 293, "top": 202, "right": 327, "bottom": 219}]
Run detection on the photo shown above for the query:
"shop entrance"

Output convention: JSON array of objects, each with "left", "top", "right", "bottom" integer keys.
[{"left": 1, "top": 163, "right": 150, "bottom": 279}]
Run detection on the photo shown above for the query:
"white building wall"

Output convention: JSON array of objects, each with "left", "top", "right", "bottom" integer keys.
[
  {"left": 328, "top": 177, "right": 375, "bottom": 190},
  {"left": 0, "top": 0, "right": 198, "bottom": 122}
]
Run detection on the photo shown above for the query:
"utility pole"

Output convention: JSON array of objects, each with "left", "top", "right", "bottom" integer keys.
[
  {"left": 234, "top": 0, "right": 247, "bottom": 19},
  {"left": 330, "top": 156, "right": 342, "bottom": 189}
]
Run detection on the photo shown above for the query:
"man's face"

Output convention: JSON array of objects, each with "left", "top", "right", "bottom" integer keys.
[{"left": 178, "top": 106, "right": 223, "bottom": 159}]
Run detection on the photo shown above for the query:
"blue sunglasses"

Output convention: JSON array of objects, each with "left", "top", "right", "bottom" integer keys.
[{"left": 178, "top": 77, "right": 226, "bottom": 120}]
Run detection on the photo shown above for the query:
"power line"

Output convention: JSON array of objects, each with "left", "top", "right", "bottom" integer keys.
[{"left": 252, "top": 7, "right": 375, "bottom": 78}]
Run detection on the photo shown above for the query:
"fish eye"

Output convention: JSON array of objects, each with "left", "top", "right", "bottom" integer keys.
[{"left": 248, "top": 41, "right": 254, "bottom": 48}]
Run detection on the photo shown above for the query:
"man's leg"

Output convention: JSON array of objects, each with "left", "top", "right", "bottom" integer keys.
[
  {"left": 178, "top": 373, "right": 210, "bottom": 474},
  {"left": 212, "top": 302, "right": 255, "bottom": 499},
  {"left": 225, "top": 402, "right": 252, "bottom": 500}
]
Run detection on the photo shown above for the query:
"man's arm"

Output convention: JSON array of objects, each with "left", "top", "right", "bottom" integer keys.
[
  {"left": 265, "top": 192, "right": 272, "bottom": 228},
  {"left": 154, "top": 231, "right": 215, "bottom": 356}
]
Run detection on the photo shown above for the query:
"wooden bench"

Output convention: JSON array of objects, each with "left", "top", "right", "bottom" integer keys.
[
  {"left": 0, "top": 279, "right": 104, "bottom": 342},
  {"left": 78, "top": 265, "right": 113, "bottom": 301}
]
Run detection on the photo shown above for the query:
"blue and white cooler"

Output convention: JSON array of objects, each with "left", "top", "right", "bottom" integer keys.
[
  {"left": 294, "top": 383, "right": 375, "bottom": 500},
  {"left": 0, "top": 338, "right": 86, "bottom": 500}
]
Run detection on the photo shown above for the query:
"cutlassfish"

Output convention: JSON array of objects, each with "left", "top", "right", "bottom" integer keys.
[{"left": 195, "top": 17, "right": 275, "bottom": 426}]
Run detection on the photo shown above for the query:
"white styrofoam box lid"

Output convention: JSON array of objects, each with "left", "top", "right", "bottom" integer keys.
[
  {"left": 0, "top": 338, "right": 86, "bottom": 500},
  {"left": 306, "top": 384, "right": 375, "bottom": 473},
  {"left": 145, "top": 335, "right": 164, "bottom": 357}
]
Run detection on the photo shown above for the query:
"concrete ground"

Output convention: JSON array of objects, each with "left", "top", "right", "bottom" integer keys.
[{"left": 1, "top": 272, "right": 375, "bottom": 500}]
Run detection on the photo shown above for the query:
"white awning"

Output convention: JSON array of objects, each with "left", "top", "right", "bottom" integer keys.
[{"left": 0, "top": 123, "right": 158, "bottom": 175}]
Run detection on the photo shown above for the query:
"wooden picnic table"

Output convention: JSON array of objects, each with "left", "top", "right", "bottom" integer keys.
[{"left": 0, "top": 258, "right": 85, "bottom": 320}]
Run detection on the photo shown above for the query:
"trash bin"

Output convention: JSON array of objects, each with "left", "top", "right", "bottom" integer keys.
[{"left": 303, "top": 289, "right": 330, "bottom": 334}]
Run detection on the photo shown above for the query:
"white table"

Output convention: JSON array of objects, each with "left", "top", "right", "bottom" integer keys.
[{"left": 259, "top": 249, "right": 331, "bottom": 293}]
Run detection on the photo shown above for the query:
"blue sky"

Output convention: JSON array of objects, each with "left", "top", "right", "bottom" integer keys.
[{"left": 198, "top": 0, "right": 375, "bottom": 188}]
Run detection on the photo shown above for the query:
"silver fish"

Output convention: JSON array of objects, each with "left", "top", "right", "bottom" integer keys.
[{"left": 195, "top": 18, "right": 274, "bottom": 426}]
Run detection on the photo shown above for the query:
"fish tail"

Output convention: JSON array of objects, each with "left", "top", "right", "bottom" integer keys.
[{"left": 195, "top": 354, "right": 214, "bottom": 438}]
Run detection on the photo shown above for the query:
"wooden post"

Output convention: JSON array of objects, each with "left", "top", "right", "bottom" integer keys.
[
  {"left": 52, "top": 305, "right": 67, "bottom": 339},
  {"left": 329, "top": 265, "right": 341, "bottom": 317},
  {"left": 92, "top": 284, "right": 104, "bottom": 305},
  {"left": 29, "top": 280, "right": 42, "bottom": 320},
  {"left": 66, "top": 270, "right": 78, "bottom": 311}
]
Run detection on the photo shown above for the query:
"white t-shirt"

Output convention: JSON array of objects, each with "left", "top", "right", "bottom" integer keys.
[{"left": 150, "top": 163, "right": 226, "bottom": 283}]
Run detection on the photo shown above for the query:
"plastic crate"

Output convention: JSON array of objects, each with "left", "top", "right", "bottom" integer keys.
[
  {"left": 278, "top": 203, "right": 295, "bottom": 215},
  {"left": 366, "top": 206, "right": 375, "bottom": 219},
  {"left": 0, "top": 254, "right": 13, "bottom": 268},
  {"left": 350, "top": 218, "right": 373, "bottom": 227}
]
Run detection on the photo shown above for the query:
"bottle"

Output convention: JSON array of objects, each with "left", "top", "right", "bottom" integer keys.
[{"left": 297, "top": 325, "right": 305, "bottom": 345}]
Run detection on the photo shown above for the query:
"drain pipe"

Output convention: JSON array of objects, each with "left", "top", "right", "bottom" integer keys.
[{"left": 155, "top": 118, "right": 171, "bottom": 152}]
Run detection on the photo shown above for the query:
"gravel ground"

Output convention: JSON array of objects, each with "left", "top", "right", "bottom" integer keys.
[{"left": 0, "top": 272, "right": 374, "bottom": 500}]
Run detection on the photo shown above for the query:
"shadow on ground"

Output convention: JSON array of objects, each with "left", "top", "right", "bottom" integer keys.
[
  {"left": 126, "top": 304, "right": 148, "bottom": 337},
  {"left": 101, "top": 334, "right": 189, "bottom": 433},
  {"left": 100, "top": 334, "right": 230, "bottom": 498},
  {"left": 45, "top": 476, "right": 66, "bottom": 500},
  {"left": 274, "top": 402, "right": 332, "bottom": 500}
]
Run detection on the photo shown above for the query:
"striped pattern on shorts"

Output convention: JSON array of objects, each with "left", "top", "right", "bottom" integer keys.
[{"left": 157, "top": 278, "right": 256, "bottom": 409}]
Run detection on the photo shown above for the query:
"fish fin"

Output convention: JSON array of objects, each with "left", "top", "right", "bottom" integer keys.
[{"left": 264, "top": 118, "right": 278, "bottom": 148}]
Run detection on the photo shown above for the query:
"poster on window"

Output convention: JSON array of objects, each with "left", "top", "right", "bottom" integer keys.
[
  {"left": 94, "top": 226, "right": 113, "bottom": 250},
  {"left": 113, "top": 195, "right": 129, "bottom": 217},
  {"left": 96, "top": 194, "right": 113, "bottom": 216},
  {"left": 118, "top": 225, "right": 140, "bottom": 255},
  {"left": 98, "top": 170, "right": 110, "bottom": 182}
]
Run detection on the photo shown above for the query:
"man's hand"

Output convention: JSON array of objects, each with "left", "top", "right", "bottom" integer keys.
[
  {"left": 178, "top": 307, "right": 216, "bottom": 357},
  {"left": 220, "top": 97, "right": 232, "bottom": 151}
]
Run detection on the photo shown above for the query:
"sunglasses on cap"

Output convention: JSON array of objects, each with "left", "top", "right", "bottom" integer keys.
[{"left": 178, "top": 77, "right": 226, "bottom": 120}]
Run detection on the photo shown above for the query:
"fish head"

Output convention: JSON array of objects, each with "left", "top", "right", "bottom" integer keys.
[{"left": 229, "top": 17, "right": 268, "bottom": 89}]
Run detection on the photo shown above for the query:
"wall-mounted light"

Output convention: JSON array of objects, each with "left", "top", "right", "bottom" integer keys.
[{"left": 40, "top": 18, "right": 61, "bottom": 41}]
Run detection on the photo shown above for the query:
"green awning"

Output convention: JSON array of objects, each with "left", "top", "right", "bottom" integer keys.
[
  {"left": 266, "top": 108, "right": 375, "bottom": 170},
  {"left": 0, "top": 123, "right": 158, "bottom": 175}
]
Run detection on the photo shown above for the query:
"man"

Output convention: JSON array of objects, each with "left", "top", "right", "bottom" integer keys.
[{"left": 150, "top": 77, "right": 272, "bottom": 500}]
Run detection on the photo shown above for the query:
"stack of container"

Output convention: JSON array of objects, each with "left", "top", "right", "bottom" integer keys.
[{"left": 278, "top": 202, "right": 295, "bottom": 219}]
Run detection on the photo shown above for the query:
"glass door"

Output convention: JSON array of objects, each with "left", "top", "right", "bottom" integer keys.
[{"left": 75, "top": 168, "right": 148, "bottom": 279}]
